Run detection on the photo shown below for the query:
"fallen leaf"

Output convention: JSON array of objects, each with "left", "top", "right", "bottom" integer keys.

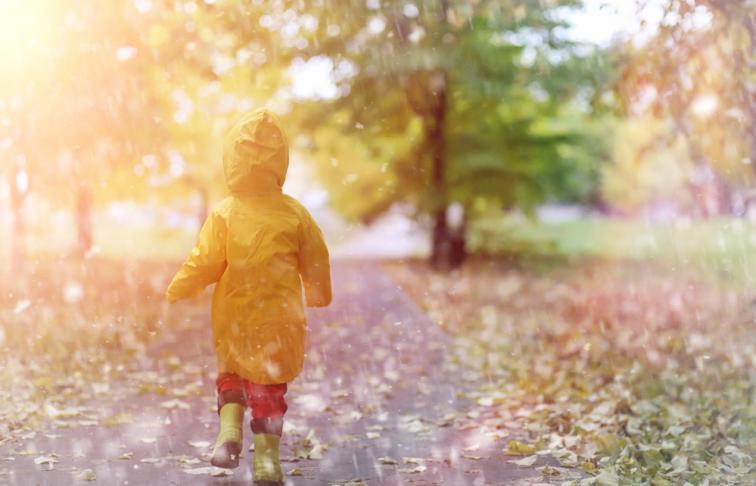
[
  {"left": 462, "top": 454, "right": 483, "bottom": 460},
  {"left": 402, "top": 457, "right": 424, "bottom": 465},
  {"left": 510, "top": 455, "right": 538, "bottom": 467},
  {"left": 594, "top": 469, "right": 619, "bottom": 486},
  {"left": 160, "top": 399, "right": 190, "bottom": 410},
  {"left": 100, "top": 412, "right": 134, "bottom": 426},
  {"left": 294, "top": 394, "right": 327, "bottom": 412},
  {"left": 406, "top": 419, "right": 429, "bottom": 433},
  {"left": 34, "top": 455, "right": 59, "bottom": 468},
  {"left": 187, "top": 440, "right": 211, "bottom": 449},
  {"left": 505, "top": 440, "right": 536, "bottom": 456},
  {"left": 173, "top": 455, "right": 201, "bottom": 464},
  {"left": 74, "top": 468, "right": 96, "bottom": 481},
  {"left": 308, "top": 443, "right": 325, "bottom": 460},
  {"left": 183, "top": 466, "right": 232, "bottom": 477}
]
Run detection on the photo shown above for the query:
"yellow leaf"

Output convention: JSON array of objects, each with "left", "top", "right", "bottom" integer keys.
[
  {"left": 100, "top": 412, "right": 134, "bottom": 426},
  {"left": 34, "top": 376, "right": 54, "bottom": 388},
  {"left": 511, "top": 455, "right": 538, "bottom": 466},
  {"left": 74, "top": 468, "right": 96, "bottom": 481},
  {"left": 505, "top": 440, "right": 536, "bottom": 456}
]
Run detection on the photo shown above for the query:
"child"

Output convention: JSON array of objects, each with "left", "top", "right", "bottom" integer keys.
[{"left": 165, "top": 108, "right": 332, "bottom": 484}]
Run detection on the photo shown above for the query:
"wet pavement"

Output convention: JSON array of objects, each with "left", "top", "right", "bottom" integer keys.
[{"left": 0, "top": 262, "right": 575, "bottom": 485}]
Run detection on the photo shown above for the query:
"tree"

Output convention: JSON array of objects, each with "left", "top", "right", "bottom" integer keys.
[
  {"left": 0, "top": 0, "right": 166, "bottom": 261},
  {"left": 601, "top": 116, "right": 693, "bottom": 212},
  {"left": 174, "top": 0, "right": 614, "bottom": 267},
  {"left": 290, "top": 0, "right": 611, "bottom": 267},
  {"left": 616, "top": 0, "right": 755, "bottom": 215}
]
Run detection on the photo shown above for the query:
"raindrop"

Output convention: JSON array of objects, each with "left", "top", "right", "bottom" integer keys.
[
  {"left": 134, "top": 0, "right": 152, "bottom": 13},
  {"left": 15, "top": 169, "right": 28, "bottom": 193},
  {"left": 259, "top": 15, "right": 275, "bottom": 29},
  {"left": 63, "top": 281, "right": 85, "bottom": 303},
  {"left": 403, "top": 3, "right": 419, "bottom": 18},
  {"left": 368, "top": 16, "right": 386, "bottom": 34},
  {"left": 327, "top": 24, "right": 341, "bottom": 36},
  {"left": 13, "top": 299, "right": 31, "bottom": 314},
  {"left": 116, "top": 46, "right": 138, "bottom": 61}
]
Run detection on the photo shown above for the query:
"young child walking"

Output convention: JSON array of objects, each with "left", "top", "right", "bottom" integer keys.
[{"left": 165, "top": 108, "right": 332, "bottom": 484}]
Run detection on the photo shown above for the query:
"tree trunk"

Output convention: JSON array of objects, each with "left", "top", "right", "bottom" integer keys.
[
  {"left": 9, "top": 164, "right": 27, "bottom": 275},
  {"left": 745, "top": 16, "right": 756, "bottom": 172},
  {"left": 398, "top": 0, "right": 463, "bottom": 269},
  {"left": 713, "top": 0, "right": 756, "bottom": 172},
  {"left": 75, "top": 181, "right": 93, "bottom": 257},
  {"left": 429, "top": 71, "right": 455, "bottom": 269},
  {"left": 430, "top": 207, "right": 448, "bottom": 269}
]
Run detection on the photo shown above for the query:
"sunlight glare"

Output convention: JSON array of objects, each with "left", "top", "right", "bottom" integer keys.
[{"left": 0, "top": 0, "right": 51, "bottom": 73}]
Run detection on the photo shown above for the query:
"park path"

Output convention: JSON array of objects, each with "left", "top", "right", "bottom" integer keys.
[{"left": 0, "top": 262, "right": 572, "bottom": 486}]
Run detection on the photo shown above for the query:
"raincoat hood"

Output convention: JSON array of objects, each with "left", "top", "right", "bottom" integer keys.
[{"left": 223, "top": 108, "right": 289, "bottom": 194}]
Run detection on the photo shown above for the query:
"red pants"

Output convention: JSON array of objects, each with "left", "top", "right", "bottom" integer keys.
[{"left": 216, "top": 373, "right": 287, "bottom": 435}]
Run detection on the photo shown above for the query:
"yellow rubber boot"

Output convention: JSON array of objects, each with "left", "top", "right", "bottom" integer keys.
[
  {"left": 210, "top": 403, "right": 244, "bottom": 469},
  {"left": 253, "top": 433, "right": 283, "bottom": 483}
]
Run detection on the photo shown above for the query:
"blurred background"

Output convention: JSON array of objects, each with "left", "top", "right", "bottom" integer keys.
[
  {"left": 0, "top": 0, "right": 753, "bottom": 271},
  {"left": 0, "top": 1, "right": 754, "bottom": 483}
]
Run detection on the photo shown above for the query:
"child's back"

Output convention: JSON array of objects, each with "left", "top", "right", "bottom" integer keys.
[
  {"left": 167, "top": 108, "right": 331, "bottom": 384},
  {"left": 165, "top": 109, "right": 331, "bottom": 481}
]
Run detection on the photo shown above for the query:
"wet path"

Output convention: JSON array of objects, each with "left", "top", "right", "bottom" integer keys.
[{"left": 0, "top": 262, "right": 570, "bottom": 485}]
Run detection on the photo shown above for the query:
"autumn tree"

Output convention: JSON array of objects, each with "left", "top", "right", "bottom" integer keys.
[
  {"left": 159, "top": 1, "right": 614, "bottom": 268},
  {"left": 615, "top": 0, "right": 755, "bottom": 215},
  {"left": 0, "top": 0, "right": 166, "bottom": 261}
]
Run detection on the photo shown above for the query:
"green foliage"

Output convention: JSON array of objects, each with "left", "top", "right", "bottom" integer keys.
[
  {"left": 1, "top": 0, "right": 619, "bottom": 236},
  {"left": 468, "top": 214, "right": 756, "bottom": 285},
  {"left": 289, "top": 1, "right": 614, "bottom": 223},
  {"left": 601, "top": 116, "right": 692, "bottom": 211}
]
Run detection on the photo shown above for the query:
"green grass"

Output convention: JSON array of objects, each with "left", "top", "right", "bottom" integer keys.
[
  {"left": 0, "top": 220, "right": 195, "bottom": 264},
  {"left": 5, "top": 214, "right": 756, "bottom": 286},
  {"left": 469, "top": 216, "right": 756, "bottom": 286},
  {"left": 92, "top": 221, "right": 195, "bottom": 261}
]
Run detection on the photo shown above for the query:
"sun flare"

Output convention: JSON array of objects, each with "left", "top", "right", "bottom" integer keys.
[{"left": 0, "top": 0, "right": 52, "bottom": 75}]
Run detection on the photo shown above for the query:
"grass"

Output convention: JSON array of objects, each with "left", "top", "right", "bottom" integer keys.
[
  {"left": 469, "top": 216, "right": 756, "bottom": 286},
  {"left": 0, "top": 218, "right": 195, "bottom": 282}
]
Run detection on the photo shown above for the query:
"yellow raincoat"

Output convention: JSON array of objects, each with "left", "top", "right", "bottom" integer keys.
[{"left": 166, "top": 108, "right": 332, "bottom": 384}]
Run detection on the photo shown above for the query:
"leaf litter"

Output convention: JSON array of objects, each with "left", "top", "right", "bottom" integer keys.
[{"left": 386, "top": 259, "right": 756, "bottom": 484}]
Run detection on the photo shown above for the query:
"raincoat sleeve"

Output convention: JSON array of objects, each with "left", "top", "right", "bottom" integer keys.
[
  {"left": 165, "top": 209, "right": 227, "bottom": 303},
  {"left": 298, "top": 210, "right": 332, "bottom": 307}
]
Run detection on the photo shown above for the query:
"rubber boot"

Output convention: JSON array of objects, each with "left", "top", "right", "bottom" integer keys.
[
  {"left": 210, "top": 403, "right": 244, "bottom": 469},
  {"left": 253, "top": 433, "right": 283, "bottom": 484}
]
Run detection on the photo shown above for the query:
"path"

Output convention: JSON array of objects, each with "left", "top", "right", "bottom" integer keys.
[{"left": 0, "top": 262, "right": 575, "bottom": 485}]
